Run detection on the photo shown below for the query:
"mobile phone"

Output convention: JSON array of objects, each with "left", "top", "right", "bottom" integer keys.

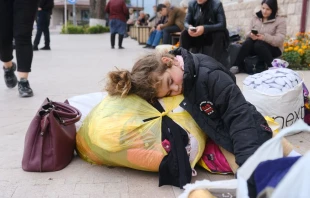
[
  {"left": 189, "top": 27, "right": 197, "bottom": 32},
  {"left": 251, "top": 29, "right": 258, "bottom": 35}
]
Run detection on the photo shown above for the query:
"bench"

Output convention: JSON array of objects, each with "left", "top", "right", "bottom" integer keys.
[{"left": 171, "top": 32, "right": 181, "bottom": 45}]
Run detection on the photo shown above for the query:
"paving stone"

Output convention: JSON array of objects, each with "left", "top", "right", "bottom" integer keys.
[{"left": 1, "top": 33, "right": 309, "bottom": 198}]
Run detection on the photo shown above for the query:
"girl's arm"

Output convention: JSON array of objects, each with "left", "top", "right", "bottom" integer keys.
[{"left": 205, "top": 70, "right": 272, "bottom": 166}]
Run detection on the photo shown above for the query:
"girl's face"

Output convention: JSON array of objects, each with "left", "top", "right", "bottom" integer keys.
[
  {"left": 156, "top": 58, "right": 184, "bottom": 98},
  {"left": 261, "top": 3, "right": 272, "bottom": 18}
]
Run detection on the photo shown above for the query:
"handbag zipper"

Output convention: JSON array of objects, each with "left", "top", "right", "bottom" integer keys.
[
  {"left": 207, "top": 154, "right": 218, "bottom": 172},
  {"left": 40, "top": 115, "right": 49, "bottom": 172}
]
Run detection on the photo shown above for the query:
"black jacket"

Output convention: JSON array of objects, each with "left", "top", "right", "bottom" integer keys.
[
  {"left": 184, "top": 0, "right": 226, "bottom": 33},
  {"left": 39, "top": 0, "right": 54, "bottom": 13},
  {"left": 171, "top": 48, "right": 272, "bottom": 166}
]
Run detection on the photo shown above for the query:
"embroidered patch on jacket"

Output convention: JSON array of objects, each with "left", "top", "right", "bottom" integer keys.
[
  {"left": 260, "top": 124, "right": 272, "bottom": 133},
  {"left": 200, "top": 101, "right": 215, "bottom": 115}
]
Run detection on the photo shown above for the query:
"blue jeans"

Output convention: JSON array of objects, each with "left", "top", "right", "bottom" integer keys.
[{"left": 146, "top": 30, "right": 163, "bottom": 47}]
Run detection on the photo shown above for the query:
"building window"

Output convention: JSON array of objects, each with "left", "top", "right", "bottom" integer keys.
[{"left": 81, "top": 10, "right": 90, "bottom": 21}]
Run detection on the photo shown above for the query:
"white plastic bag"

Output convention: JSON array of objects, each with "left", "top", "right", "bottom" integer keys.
[
  {"left": 237, "top": 120, "right": 310, "bottom": 198},
  {"left": 179, "top": 120, "right": 310, "bottom": 198},
  {"left": 68, "top": 92, "right": 107, "bottom": 130},
  {"left": 243, "top": 81, "right": 304, "bottom": 130}
]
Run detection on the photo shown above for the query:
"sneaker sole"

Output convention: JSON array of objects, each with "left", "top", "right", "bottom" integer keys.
[{"left": 19, "top": 92, "right": 34, "bottom": 97}]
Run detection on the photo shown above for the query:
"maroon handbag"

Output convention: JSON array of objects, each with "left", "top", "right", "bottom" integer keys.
[{"left": 22, "top": 98, "right": 81, "bottom": 172}]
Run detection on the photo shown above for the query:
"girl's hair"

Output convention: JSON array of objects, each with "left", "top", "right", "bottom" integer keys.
[
  {"left": 261, "top": 0, "right": 278, "bottom": 19},
  {"left": 105, "top": 52, "right": 175, "bottom": 101}
]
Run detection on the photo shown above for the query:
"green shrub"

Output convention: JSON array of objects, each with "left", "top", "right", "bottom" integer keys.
[
  {"left": 87, "top": 25, "right": 110, "bottom": 34},
  {"left": 61, "top": 24, "right": 109, "bottom": 34}
]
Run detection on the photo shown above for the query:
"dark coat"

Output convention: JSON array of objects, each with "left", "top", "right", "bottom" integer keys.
[
  {"left": 105, "top": 0, "right": 129, "bottom": 23},
  {"left": 184, "top": 0, "right": 226, "bottom": 33},
  {"left": 171, "top": 48, "right": 273, "bottom": 166},
  {"left": 39, "top": 0, "right": 54, "bottom": 14}
]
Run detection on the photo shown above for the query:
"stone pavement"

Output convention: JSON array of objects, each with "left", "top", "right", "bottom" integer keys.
[{"left": 0, "top": 33, "right": 309, "bottom": 198}]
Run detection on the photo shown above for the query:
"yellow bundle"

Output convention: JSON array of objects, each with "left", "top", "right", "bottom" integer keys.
[{"left": 76, "top": 94, "right": 206, "bottom": 172}]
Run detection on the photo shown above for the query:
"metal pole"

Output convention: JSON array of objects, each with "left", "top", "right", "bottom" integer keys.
[
  {"left": 73, "top": 3, "right": 77, "bottom": 26},
  {"left": 64, "top": 0, "right": 67, "bottom": 30}
]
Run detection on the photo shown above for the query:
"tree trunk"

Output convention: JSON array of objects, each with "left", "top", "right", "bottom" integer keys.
[{"left": 90, "top": 0, "right": 106, "bottom": 19}]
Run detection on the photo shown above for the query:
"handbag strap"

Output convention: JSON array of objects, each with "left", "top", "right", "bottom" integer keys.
[
  {"left": 53, "top": 102, "right": 81, "bottom": 125},
  {"left": 51, "top": 101, "right": 82, "bottom": 126}
]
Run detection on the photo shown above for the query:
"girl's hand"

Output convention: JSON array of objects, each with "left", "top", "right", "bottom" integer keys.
[
  {"left": 250, "top": 33, "right": 258, "bottom": 40},
  {"left": 256, "top": 34, "right": 265, "bottom": 41}
]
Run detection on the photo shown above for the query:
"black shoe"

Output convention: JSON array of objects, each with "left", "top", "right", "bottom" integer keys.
[
  {"left": 143, "top": 44, "right": 151, "bottom": 48},
  {"left": 151, "top": 46, "right": 156, "bottom": 49},
  {"left": 18, "top": 78, "right": 33, "bottom": 97},
  {"left": 40, "top": 46, "right": 51, "bottom": 50},
  {"left": 33, "top": 46, "right": 39, "bottom": 51},
  {"left": 3, "top": 62, "right": 18, "bottom": 88},
  {"left": 119, "top": 46, "right": 125, "bottom": 49},
  {"left": 111, "top": 46, "right": 115, "bottom": 49}
]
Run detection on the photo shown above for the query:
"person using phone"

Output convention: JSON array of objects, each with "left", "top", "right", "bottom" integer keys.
[
  {"left": 231, "top": 0, "right": 286, "bottom": 74},
  {"left": 179, "top": 0, "right": 229, "bottom": 66}
]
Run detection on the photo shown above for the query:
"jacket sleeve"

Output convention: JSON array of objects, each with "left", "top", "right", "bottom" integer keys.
[
  {"left": 203, "top": 2, "right": 226, "bottom": 33},
  {"left": 39, "top": 0, "right": 46, "bottom": 8},
  {"left": 161, "top": 9, "right": 177, "bottom": 29},
  {"left": 184, "top": 2, "right": 195, "bottom": 30},
  {"left": 206, "top": 70, "right": 269, "bottom": 166},
  {"left": 263, "top": 18, "right": 286, "bottom": 48},
  {"left": 105, "top": 2, "right": 110, "bottom": 13}
]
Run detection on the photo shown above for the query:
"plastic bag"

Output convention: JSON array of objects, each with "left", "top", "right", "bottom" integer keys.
[
  {"left": 76, "top": 94, "right": 206, "bottom": 172},
  {"left": 237, "top": 120, "right": 310, "bottom": 198},
  {"left": 179, "top": 120, "right": 310, "bottom": 198},
  {"left": 68, "top": 92, "right": 107, "bottom": 131},
  {"left": 243, "top": 68, "right": 304, "bottom": 129}
]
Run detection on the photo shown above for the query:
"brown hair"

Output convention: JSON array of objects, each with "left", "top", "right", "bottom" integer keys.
[{"left": 105, "top": 52, "right": 175, "bottom": 101}]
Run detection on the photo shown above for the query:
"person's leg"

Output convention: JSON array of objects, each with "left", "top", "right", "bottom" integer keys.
[
  {"left": 33, "top": 11, "right": 43, "bottom": 50},
  {"left": 0, "top": 0, "right": 17, "bottom": 88},
  {"left": 254, "top": 40, "right": 282, "bottom": 67},
  {"left": 14, "top": 0, "right": 38, "bottom": 97},
  {"left": 41, "top": 11, "right": 51, "bottom": 49},
  {"left": 151, "top": 30, "right": 163, "bottom": 47},
  {"left": 162, "top": 25, "right": 181, "bottom": 44},
  {"left": 118, "top": 20, "right": 126, "bottom": 49},
  {"left": 207, "top": 31, "right": 228, "bottom": 63},
  {"left": 180, "top": 30, "right": 195, "bottom": 50},
  {"left": 232, "top": 38, "right": 255, "bottom": 73},
  {"left": 109, "top": 19, "right": 116, "bottom": 49},
  {"left": 144, "top": 30, "right": 156, "bottom": 47}
]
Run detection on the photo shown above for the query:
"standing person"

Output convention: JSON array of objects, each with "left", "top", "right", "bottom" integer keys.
[
  {"left": 105, "top": 0, "right": 129, "bottom": 49},
  {"left": 231, "top": 0, "right": 286, "bottom": 74},
  {"left": 0, "top": 0, "right": 39, "bottom": 97},
  {"left": 33, "top": 0, "right": 54, "bottom": 51},
  {"left": 105, "top": 47, "right": 297, "bottom": 170},
  {"left": 156, "top": 4, "right": 186, "bottom": 44},
  {"left": 180, "top": 0, "right": 229, "bottom": 64}
]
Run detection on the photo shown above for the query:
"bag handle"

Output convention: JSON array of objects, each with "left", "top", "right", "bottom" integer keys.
[{"left": 52, "top": 101, "right": 82, "bottom": 126}]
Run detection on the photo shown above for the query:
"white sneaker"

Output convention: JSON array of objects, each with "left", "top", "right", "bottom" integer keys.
[{"left": 230, "top": 66, "right": 239, "bottom": 74}]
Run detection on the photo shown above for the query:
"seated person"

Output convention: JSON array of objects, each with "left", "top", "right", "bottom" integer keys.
[
  {"left": 180, "top": 0, "right": 229, "bottom": 64},
  {"left": 143, "top": 15, "right": 167, "bottom": 49},
  {"left": 231, "top": 0, "right": 286, "bottom": 74},
  {"left": 126, "top": 8, "right": 137, "bottom": 33},
  {"left": 136, "top": 11, "right": 148, "bottom": 26},
  {"left": 156, "top": 4, "right": 186, "bottom": 44},
  {"left": 148, "top": 5, "right": 161, "bottom": 28},
  {"left": 179, "top": 0, "right": 189, "bottom": 13}
]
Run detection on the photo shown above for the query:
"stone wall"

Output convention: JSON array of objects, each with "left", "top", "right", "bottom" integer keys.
[{"left": 222, "top": 0, "right": 309, "bottom": 37}]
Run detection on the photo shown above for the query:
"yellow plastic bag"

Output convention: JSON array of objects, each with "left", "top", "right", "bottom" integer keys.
[{"left": 76, "top": 94, "right": 206, "bottom": 172}]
